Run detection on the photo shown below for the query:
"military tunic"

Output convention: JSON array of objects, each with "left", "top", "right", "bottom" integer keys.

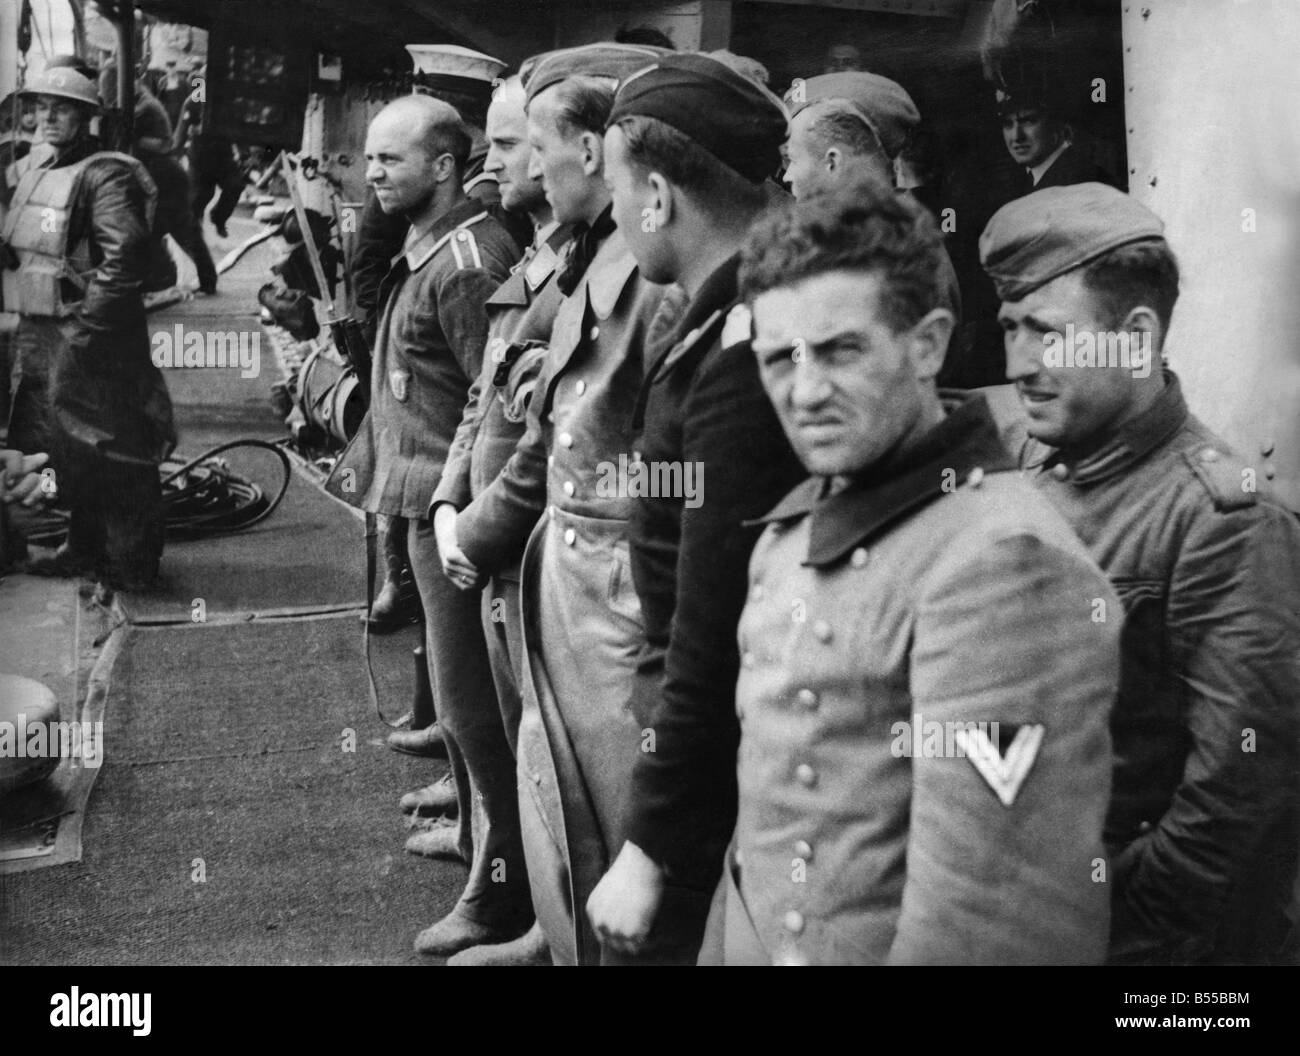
[
  {"left": 455, "top": 225, "right": 665, "bottom": 965},
  {"left": 621, "top": 255, "right": 805, "bottom": 961},
  {"left": 327, "top": 195, "right": 529, "bottom": 930},
  {"left": 431, "top": 220, "right": 574, "bottom": 745},
  {"left": 328, "top": 198, "right": 520, "bottom": 517},
  {"left": 1022, "top": 372, "right": 1300, "bottom": 964},
  {"left": 719, "top": 395, "right": 1120, "bottom": 965}
]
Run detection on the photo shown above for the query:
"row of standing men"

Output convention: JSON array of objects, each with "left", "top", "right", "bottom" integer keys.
[{"left": 324, "top": 42, "right": 1300, "bottom": 965}]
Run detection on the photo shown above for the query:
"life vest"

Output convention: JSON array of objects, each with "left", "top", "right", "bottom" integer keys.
[{"left": 0, "top": 150, "right": 156, "bottom": 318}]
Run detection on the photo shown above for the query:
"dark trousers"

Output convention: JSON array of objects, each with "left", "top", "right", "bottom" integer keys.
[
  {"left": 190, "top": 140, "right": 244, "bottom": 231},
  {"left": 60, "top": 453, "right": 165, "bottom": 583},
  {"left": 408, "top": 518, "right": 532, "bottom": 928},
  {"left": 9, "top": 320, "right": 164, "bottom": 581},
  {"left": 141, "top": 152, "right": 217, "bottom": 293},
  {"left": 8, "top": 321, "right": 55, "bottom": 457}
]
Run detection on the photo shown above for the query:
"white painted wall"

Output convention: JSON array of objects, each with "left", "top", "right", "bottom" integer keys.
[{"left": 1125, "top": 0, "right": 1300, "bottom": 509}]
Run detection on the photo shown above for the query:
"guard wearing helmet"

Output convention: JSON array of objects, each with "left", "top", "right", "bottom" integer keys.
[{"left": 1, "top": 66, "right": 175, "bottom": 590}]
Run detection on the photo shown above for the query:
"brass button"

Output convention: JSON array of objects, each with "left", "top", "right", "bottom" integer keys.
[
  {"left": 850, "top": 547, "right": 869, "bottom": 568},
  {"left": 1138, "top": 820, "right": 1153, "bottom": 834},
  {"left": 793, "top": 839, "right": 813, "bottom": 861},
  {"left": 812, "top": 620, "right": 832, "bottom": 644},
  {"left": 531, "top": 772, "right": 542, "bottom": 785},
  {"left": 547, "top": 411, "right": 555, "bottom": 424},
  {"left": 795, "top": 763, "right": 817, "bottom": 788},
  {"left": 967, "top": 467, "right": 985, "bottom": 488},
  {"left": 575, "top": 380, "right": 586, "bottom": 396},
  {"left": 783, "top": 910, "right": 805, "bottom": 935},
  {"left": 559, "top": 432, "right": 574, "bottom": 448},
  {"left": 563, "top": 528, "right": 576, "bottom": 546},
  {"left": 563, "top": 480, "right": 576, "bottom": 497},
  {"left": 589, "top": 325, "right": 600, "bottom": 341},
  {"left": 1261, "top": 439, "right": 1275, "bottom": 457},
  {"left": 1199, "top": 448, "right": 1220, "bottom": 463},
  {"left": 547, "top": 455, "right": 555, "bottom": 468},
  {"left": 1050, "top": 463, "right": 1069, "bottom": 481},
  {"left": 796, "top": 688, "right": 818, "bottom": 710}
]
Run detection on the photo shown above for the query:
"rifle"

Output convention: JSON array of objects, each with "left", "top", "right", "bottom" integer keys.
[{"left": 278, "top": 151, "right": 371, "bottom": 394}]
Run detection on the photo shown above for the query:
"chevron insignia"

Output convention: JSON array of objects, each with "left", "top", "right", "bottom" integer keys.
[{"left": 953, "top": 723, "right": 1044, "bottom": 807}]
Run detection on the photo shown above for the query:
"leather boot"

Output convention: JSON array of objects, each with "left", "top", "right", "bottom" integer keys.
[
  {"left": 399, "top": 773, "right": 457, "bottom": 817},
  {"left": 404, "top": 817, "right": 468, "bottom": 862},
  {"left": 368, "top": 519, "right": 421, "bottom": 631},
  {"left": 446, "top": 921, "right": 551, "bottom": 966},
  {"left": 385, "top": 722, "right": 446, "bottom": 757},
  {"left": 414, "top": 906, "right": 531, "bottom": 958}
]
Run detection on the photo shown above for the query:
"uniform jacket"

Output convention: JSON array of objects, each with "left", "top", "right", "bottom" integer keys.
[
  {"left": 326, "top": 197, "right": 520, "bottom": 519},
  {"left": 623, "top": 254, "right": 806, "bottom": 884},
  {"left": 455, "top": 225, "right": 665, "bottom": 569},
  {"left": 729, "top": 394, "right": 1119, "bottom": 965},
  {"left": 7, "top": 137, "right": 174, "bottom": 466},
  {"left": 430, "top": 221, "right": 575, "bottom": 579},
  {"left": 1021, "top": 372, "right": 1300, "bottom": 964},
  {"left": 352, "top": 182, "right": 530, "bottom": 340},
  {"left": 457, "top": 222, "right": 664, "bottom": 965}
]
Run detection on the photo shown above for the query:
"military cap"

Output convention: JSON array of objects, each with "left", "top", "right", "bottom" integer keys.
[
  {"left": 708, "top": 49, "right": 770, "bottom": 86},
  {"left": 524, "top": 43, "right": 667, "bottom": 103},
  {"left": 784, "top": 71, "right": 919, "bottom": 159},
  {"left": 406, "top": 44, "right": 506, "bottom": 86},
  {"left": 979, "top": 183, "right": 1167, "bottom": 301},
  {"left": 607, "top": 52, "right": 788, "bottom": 182}
]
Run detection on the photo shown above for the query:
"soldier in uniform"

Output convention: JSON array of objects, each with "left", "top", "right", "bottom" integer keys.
[
  {"left": 414, "top": 74, "right": 575, "bottom": 964},
  {"left": 322, "top": 95, "right": 527, "bottom": 956},
  {"left": 585, "top": 53, "right": 804, "bottom": 963},
  {"left": 982, "top": 183, "right": 1300, "bottom": 964},
  {"left": 781, "top": 71, "right": 918, "bottom": 202},
  {"left": 3, "top": 67, "right": 174, "bottom": 590},
  {"left": 705, "top": 178, "right": 1119, "bottom": 965},
  {"left": 779, "top": 72, "right": 965, "bottom": 375},
  {"left": 450, "top": 43, "right": 666, "bottom": 965},
  {"left": 351, "top": 46, "right": 527, "bottom": 644}
]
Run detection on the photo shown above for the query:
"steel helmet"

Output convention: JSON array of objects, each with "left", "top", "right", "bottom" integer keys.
[{"left": 20, "top": 66, "right": 101, "bottom": 109}]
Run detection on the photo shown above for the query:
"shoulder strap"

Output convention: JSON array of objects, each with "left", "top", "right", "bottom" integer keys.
[{"left": 1182, "top": 444, "right": 1258, "bottom": 511}]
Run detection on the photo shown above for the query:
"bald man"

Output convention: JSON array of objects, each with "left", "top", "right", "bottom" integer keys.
[{"left": 325, "top": 95, "right": 531, "bottom": 955}]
